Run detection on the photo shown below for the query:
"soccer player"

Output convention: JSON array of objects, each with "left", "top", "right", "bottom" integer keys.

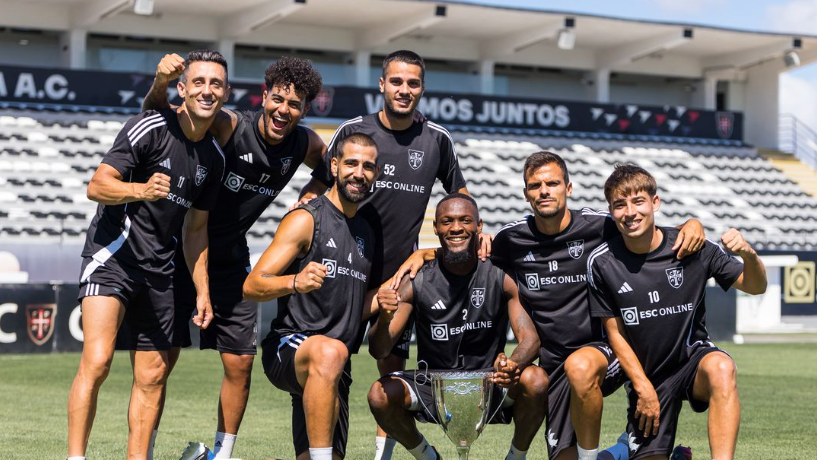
[
  {"left": 142, "top": 54, "right": 324, "bottom": 458},
  {"left": 368, "top": 193, "right": 548, "bottom": 460},
  {"left": 297, "top": 49, "right": 470, "bottom": 460},
  {"left": 243, "top": 133, "right": 379, "bottom": 460},
  {"left": 67, "top": 50, "right": 228, "bottom": 460},
  {"left": 587, "top": 164, "right": 766, "bottom": 460},
  {"left": 397, "top": 152, "right": 705, "bottom": 460}
]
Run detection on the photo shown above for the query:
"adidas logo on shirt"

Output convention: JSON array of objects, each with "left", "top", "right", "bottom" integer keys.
[
  {"left": 618, "top": 282, "right": 633, "bottom": 294},
  {"left": 431, "top": 300, "right": 447, "bottom": 310},
  {"left": 326, "top": 238, "right": 337, "bottom": 248},
  {"left": 240, "top": 153, "right": 253, "bottom": 163},
  {"left": 159, "top": 158, "right": 171, "bottom": 169},
  {"left": 523, "top": 251, "right": 535, "bottom": 262}
]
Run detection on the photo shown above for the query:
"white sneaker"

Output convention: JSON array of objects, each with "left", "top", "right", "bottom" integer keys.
[{"left": 179, "top": 442, "right": 212, "bottom": 460}]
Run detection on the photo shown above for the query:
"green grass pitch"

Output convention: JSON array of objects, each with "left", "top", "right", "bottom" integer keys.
[{"left": 2, "top": 342, "right": 816, "bottom": 459}]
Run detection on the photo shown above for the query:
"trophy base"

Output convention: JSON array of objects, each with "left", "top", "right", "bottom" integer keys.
[{"left": 456, "top": 446, "right": 470, "bottom": 460}]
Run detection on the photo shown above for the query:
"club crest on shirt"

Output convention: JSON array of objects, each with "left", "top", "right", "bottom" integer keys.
[
  {"left": 666, "top": 267, "right": 683, "bottom": 288},
  {"left": 356, "top": 236, "right": 365, "bottom": 258},
  {"left": 281, "top": 157, "right": 293, "bottom": 175},
  {"left": 408, "top": 149, "right": 424, "bottom": 170},
  {"left": 470, "top": 288, "right": 485, "bottom": 308},
  {"left": 195, "top": 165, "right": 208, "bottom": 186},
  {"left": 566, "top": 239, "right": 584, "bottom": 259}
]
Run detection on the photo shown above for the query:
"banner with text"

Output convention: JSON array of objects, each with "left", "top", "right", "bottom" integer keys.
[{"left": 0, "top": 64, "right": 742, "bottom": 140}]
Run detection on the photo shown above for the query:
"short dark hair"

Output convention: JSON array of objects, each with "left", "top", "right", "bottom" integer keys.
[
  {"left": 181, "top": 49, "right": 228, "bottom": 84},
  {"left": 382, "top": 50, "right": 425, "bottom": 82},
  {"left": 336, "top": 133, "right": 378, "bottom": 159},
  {"left": 436, "top": 192, "right": 479, "bottom": 220},
  {"left": 523, "top": 151, "right": 570, "bottom": 184},
  {"left": 264, "top": 56, "right": 323, "bottom": 103},
  {"left": 604, "top": 164, "right": 657, "bottom": 203}
]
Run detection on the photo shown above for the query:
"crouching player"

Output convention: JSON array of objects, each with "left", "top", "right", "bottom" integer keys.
[
  {"left": 368, "top": 193, "right": 548, "bottom": 460},
  {"left": 587, "top": 164, "right": 767, "bottom": 460}
]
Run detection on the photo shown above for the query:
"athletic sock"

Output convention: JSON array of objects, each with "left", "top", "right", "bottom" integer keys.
[
  {"left": 407, "top": 436, "right": 437, "bottom": 460},
  {"left": 309, "top": 447, "right": 333, "bottom": 460},
  {"left": 147, "top": 429, "right": 158, "bottom": 460},
  {"left": 577, "top": 444, "right": 599, "bottom": 460},
  {"left": 374, "top": 436, "right": 397, "bottom": 460},
  {"left": 213, "top": 432, "right": 237, "bottom": 459},
  {"left": 598, "top": 432, "right": 630, "bottom": 460},
  {"left": 505, "top": 442, "right": 527, "bottom": 460},
  {"left": 67, "top": 457, "right": 86, "bottom": 460}
]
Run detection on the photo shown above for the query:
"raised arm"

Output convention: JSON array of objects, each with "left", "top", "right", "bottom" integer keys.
[
  {"left": 722, "top": 228, "right": 767, "bottom": 295},
  {"left": 183, "top": 208, "right": 212, "bottom": 329},
  {"left": 603, "top": 317, "right": 660, "bottom": 438},
  {"left": 243, "top": 210, "right": 322, "bottom": 301},
  {"left": 142, "top": 53, "right": 184, "bottom": 111},
  {"left": 368, "top": 275, "right": 414, "bottom": 359}
]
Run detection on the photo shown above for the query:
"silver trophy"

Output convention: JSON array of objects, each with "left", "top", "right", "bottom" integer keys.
[{"left": 429, "top": 371, "right": 496, "bottom": 460}]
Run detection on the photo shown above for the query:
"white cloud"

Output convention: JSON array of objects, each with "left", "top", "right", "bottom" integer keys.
[
  {"left": 780, "top": 73, "right": 817, "bottom": 132},
  {"left": 767, "top": 0, "right": 817, "bottom": 34}
]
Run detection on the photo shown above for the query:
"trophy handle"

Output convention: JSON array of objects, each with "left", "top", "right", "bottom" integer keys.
[
  {"left": 414, "top": 360, "right": 441, "bottom": 425},
  {"left": 484, "top": 386, "right": 508, "bottom": 426}
]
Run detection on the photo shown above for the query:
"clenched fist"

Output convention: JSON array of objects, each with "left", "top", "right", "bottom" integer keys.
[
  {"left": 721, "top": 228, "right": 756, "bottom": 258},
  {"left": 155, "top": 53, "right": 185, "bottom": 83},
  {"left": 138, "top": 173, "right": 171, "bottom": 201},
  {"left": 295, "top": 261, "right": 327, "bottom": 293},
  {"left": 377, "top": 287, "right": 400, "bottom": 318}
]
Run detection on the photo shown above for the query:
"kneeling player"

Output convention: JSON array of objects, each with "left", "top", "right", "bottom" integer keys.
[
  {"left": 243, "top": 133, "right": 378, "bottom": 460},
  {"left": 368, "top": 193, "right": 548, "bottom": 460},
  {"left": 588, "top": 165, "right": 766, "bottom": 460}
]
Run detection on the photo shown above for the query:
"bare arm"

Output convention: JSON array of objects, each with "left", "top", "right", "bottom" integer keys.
[
  {"left": 388, "top": 248, "right": 438, "bottom": 289},
  {"left": 183, "top": 208, "right": 212, "bottom": 329},
  {"left": 293, "top": 177, "right": 330, "bottom": 209},
  {"left": 243, "top": 210, "right": 325, "bottom": 301},
  {"left": 504, "top": 274, "right": 539, "bottom": 367},
  {"left": 368, "top": 275, "right": 414, "bottom": 359},
  {"left": 303, "top": 128, "right": 328, "bottom": 170},
  {"left": 87, "top": 164, "right": 170, "bottom": 206},
  {"left": 602, "top": 317, "right": 660, "bottom": 437},
  {"left": 722, "top": 228, "right": 767, "bottom": 295}
]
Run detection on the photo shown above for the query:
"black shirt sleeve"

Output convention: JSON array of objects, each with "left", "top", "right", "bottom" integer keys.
[
  {"left": 703, "top": 240, "right": 744, "bottom": 291},
  {"left": 100, "top": 112, "right": 158, "bottom": 176},
  {"left": 312, "top": 122, "right": 355, "bottom": 187},
  {"left": 588, "top": 254, "right": 616, "bottom": 318},
  {"left": 434, "top": 126, "right": 467, "bottom": 193},
  {"left": 489, "top": 230, "right": 511, "bottom": 272}
]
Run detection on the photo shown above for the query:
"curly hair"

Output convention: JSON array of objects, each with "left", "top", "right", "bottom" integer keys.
[{"left": 264, "top": 56, "right": 323, "bottom": 103}]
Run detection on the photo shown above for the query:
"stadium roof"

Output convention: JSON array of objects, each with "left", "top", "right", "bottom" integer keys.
[{"left": 1, "top": 0, "right": 815, "bottom": 78}]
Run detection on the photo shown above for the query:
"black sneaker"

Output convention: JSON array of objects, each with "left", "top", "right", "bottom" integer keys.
[{"left": 669, "top": 444, "right": 692, "bottom": 460}]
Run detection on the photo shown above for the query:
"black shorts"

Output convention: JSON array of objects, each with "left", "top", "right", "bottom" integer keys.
[
  {"left": 78, "top": 256, "right": 174, "bottom": 351},
  {"left": 261, "top": 333, "right": 353, "bottom": 458},
  {"left": 387, "top": 369, "right": 514, "bottom": 425},
  {"left": 173, "top": 265, "right": 258, "bottom": 354},
  {"left": 545, "top": 342, "right": 627, "bottom": 460},
  {"left": 627, "top": 344, "right": 725, "bottom": 460}
]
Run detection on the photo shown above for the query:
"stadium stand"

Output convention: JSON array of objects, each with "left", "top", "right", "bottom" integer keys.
[{"left": 1, "top": 108, "right": 815, "bottom": 264}]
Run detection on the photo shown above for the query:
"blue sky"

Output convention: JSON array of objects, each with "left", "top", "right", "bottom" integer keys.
[{"left": 461, "top": 0, "right": 817, "bottom": 127}]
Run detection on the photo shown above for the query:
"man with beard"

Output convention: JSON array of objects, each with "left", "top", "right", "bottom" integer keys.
[
  {"left": 67, "top": 50, "right": 227, "bottom": 460},
  {"left": 298, "top": 50, "right": 469, "bottom": 459},
  {"left": 397, "top": 152, "right": 705, "bottom": 460},
  {"left": 368, "top": 193, "right": 548, "bottom": 460},
  {"left": 588, "top": 165, "right": 765, "bottom": 460},
  {"left": 243, "top": 133, "right": 379, "bottom": 460},
  {"left": 142, "top": 54, "right": 324, "bottom": 458}
]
